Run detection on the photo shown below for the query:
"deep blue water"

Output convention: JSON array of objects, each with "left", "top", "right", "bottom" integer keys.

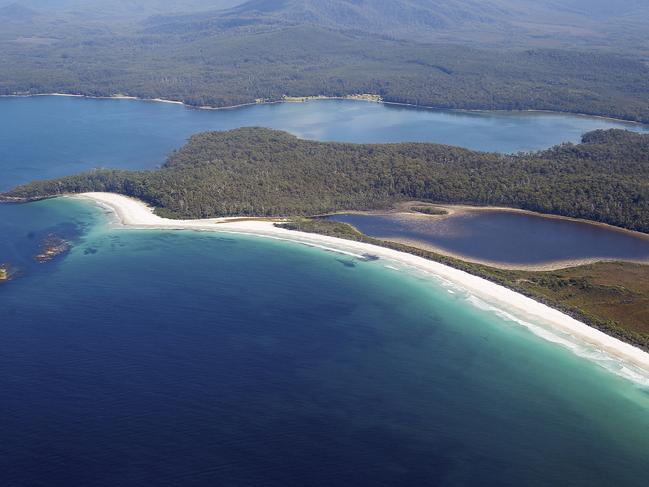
[
  {"left": 1, "top": 199, "right": 649, "bottom": 486},
  {"left": 327, "top": 212, "right": 649, "bottom": 266},
  {"left": 1, "top": 96, "right": 647, "bottom": 190},
  {"left": 2, "top": 97, "right": 649, "bottom": 485}
]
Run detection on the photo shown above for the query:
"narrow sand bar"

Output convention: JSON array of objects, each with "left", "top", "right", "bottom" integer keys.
[{"left": 76, "top": 192, "right": 649, "bottom": 383}]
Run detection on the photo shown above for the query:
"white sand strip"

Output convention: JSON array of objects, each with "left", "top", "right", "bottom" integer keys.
[{"left": 75, "top": 192, "right": 649, "bottom": 382}]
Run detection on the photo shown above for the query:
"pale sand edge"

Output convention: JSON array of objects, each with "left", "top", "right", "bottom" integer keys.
[
  {"left": 74, "top": 192, "right": 649, "bottom": 377},
  {"left": 2, "top": 93, "right": 646, "bottom": 126},
  {"left": 323, "top": 204, "right": 649, "bottom": 271},
  {"left": 375, "top": 236, "right": 649, "bottom": 272}
]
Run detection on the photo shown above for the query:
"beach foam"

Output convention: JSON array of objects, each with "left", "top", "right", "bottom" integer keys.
[{"left": 75, "top": 192, "right": 649, "bottom": 386}]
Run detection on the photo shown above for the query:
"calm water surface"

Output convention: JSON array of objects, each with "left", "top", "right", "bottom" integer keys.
[
  {"left": 328, "top": 212, "right": 649, "bottom": 266},
  {"left": 1, "top": 96, "right": 647, "bottom": 190},
  {"left": 2, "top": 97, "right": 649, "bottom": 485},
  {"left": 0, "top": 199, "right": 648, "bottom": 486}
]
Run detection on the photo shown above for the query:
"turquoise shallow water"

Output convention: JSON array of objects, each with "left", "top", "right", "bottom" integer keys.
[
  {"left": 2, "top": 97, "right": 649, "bottom": 485},
  {"left": 1, "top": 96, "right": 647, "bottom": 190},
  {"left": 1, "top": 198, "right": 649, "bottom": 486}
]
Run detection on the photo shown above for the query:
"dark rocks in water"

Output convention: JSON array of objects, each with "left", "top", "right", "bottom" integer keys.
[
  {"left": 336, "top": 254, "right": 380, "bottom": 267},
  {"left": 336, "top": 258, "right": 357, "bottom": 268},
  {"left": 34, "top": 234, "right": 71, "bottom": 263},
  {"left": 0, "top": 195, "right": 38, "bottom": 203}
]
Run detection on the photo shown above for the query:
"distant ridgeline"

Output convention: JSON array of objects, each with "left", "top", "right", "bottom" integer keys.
[{"left": 4, "top": 128, "right": 649, "bottom": 233}]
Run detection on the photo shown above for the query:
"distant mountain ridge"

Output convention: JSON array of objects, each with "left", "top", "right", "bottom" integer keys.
[
  {"left": 3, "top": 0, "right": 649, "bottom": 48},
  {"left": 0, "top": 0, "right": 245, "bottom": 21},
  {"left": 142, "top": 0, "right": 649, "bottom": 48},
  {"left": 143, "top": 0, "right": 527, "bottom": 39}
]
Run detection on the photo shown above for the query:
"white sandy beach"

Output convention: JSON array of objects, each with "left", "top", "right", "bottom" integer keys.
[
  {"left": 4, "top": 92, "right": 646, "bottom": 126},
  {"left": 76, "top": 192, "right": 649, "bottom": 383}
]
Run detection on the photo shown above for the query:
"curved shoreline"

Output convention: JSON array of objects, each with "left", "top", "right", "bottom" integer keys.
[
  {"left": 331, "top": 202, "right": 649, "bottom": 239},
  {"left": 325, "top": 204, "right": 649, "bottom": 271},
  {"left": 380, "top": 237, "right": 649, "bottom": 272},
  {"left": 2, "top": 92, "right": 647, "bottom": 127},
  {"left": 74, "top": 192, "right": 649, "bottom": 385}
]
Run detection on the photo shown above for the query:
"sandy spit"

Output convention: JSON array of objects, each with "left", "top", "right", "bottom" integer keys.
[{"left": 75, "top": 192, "right": 649, "bottom": 382}]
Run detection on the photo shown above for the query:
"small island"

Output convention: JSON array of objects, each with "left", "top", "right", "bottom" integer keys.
[
  {"left": 409, "top": 206, "right": 448, "bottom": 216},
  {"left": 0, "top": 264, "right": 13, "bottom": 282}
]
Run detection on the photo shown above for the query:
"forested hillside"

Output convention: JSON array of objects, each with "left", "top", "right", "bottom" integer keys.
[
  {"left": 2, "top": 26, "right": 649, "bottom": 122},
  {"left": 2, "top": 0, "right": 649, "bottom": 121},
  {"left": 5, "top": 128, "right": 649, "bottom": 232}
]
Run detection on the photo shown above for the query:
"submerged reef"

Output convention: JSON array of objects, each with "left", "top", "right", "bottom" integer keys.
[{"left": 34, "top": 234, "right": 71, "bottom": 263}]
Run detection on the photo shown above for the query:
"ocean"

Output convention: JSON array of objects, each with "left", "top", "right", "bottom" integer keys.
[{"left": 1, "top": 97, "right": 649, "bottom": 485}]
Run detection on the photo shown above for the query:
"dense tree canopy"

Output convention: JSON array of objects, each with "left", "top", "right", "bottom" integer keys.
[
  {"left": 5, "top": 128, "right": 649, "bottom": 233},
  {"left": 2, "top": 25, "right": 649, "bottom": 122}
]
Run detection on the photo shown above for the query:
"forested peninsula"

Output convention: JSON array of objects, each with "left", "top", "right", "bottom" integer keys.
[
  {"left": 5, "top": 127, "right": 649, "bottom": 233},
  {"left": 4, "top": 127, "right": 649, "bottom": 348}
]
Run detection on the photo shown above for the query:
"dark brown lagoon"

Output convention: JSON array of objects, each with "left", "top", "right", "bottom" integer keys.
[{"left": 327, "top": 210, "right": 649, "bottom": 268}]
